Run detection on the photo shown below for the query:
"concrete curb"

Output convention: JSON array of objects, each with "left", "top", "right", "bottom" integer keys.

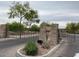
[
  {"left": 42, "top": 40, "right": 64, "bottom": 57},
  {"left": 16, "top": 40, "right": 64, "bottom": 57},
  {"left": 16, "top": 48, "right": 26, "bottom": 57}
]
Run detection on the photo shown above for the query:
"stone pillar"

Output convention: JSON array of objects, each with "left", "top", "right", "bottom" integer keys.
[
  {"left": 0, "top": 24, "right": 8, "bottom": 38},
  {"left": 39, "top": 24, "right": 58, "bottom": 47}
]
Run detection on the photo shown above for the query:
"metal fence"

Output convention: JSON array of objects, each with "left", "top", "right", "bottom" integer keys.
[{"left": 0, "top": 24, "right": 76, "bottom": 45}]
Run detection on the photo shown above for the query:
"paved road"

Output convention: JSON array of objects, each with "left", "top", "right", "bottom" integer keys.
[
  {"left": 0, "top": 35, "right": 38, "bottom": 57},
  {"left": 47, "top": 34, "right": 79, "bottom": 57},
  {"left": 1, "top": 34, "right": 79, "bottom": 57}
]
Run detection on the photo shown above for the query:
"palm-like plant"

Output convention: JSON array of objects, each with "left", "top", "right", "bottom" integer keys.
[{"left": 8, "top": 2, "right": 39, "bottom": 39}]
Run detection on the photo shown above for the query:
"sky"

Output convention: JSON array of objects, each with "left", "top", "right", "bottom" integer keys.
[{"left": 0, "top": 1, "right": 79, "bottom": 28}]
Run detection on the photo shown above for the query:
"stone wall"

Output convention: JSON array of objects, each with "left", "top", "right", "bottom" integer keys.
[
  {"left": 39, "top": 24, "right": 58, "bottom": 46},
  {"left": 0, "top": 24, "right": 6, "bottom": 38}
]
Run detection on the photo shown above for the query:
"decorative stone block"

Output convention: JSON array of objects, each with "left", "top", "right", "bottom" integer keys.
[{"left": 39, "top": 24, "right": 58, "bottom": 47}]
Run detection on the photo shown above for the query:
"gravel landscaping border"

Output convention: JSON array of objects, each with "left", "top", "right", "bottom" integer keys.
[{"left": 16, "top": 40, "right": 64, "bottom": 57}]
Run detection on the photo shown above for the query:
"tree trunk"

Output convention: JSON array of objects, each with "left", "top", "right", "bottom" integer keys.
[
  {"left": 74, "top": 32, "right": 76, "bottom": 42},
  {"left": 19, "top": 17, "right": 22, "bottom": 39}
]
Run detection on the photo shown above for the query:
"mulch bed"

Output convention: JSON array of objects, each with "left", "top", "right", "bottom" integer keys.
[{"left": 20, "top": 43, "right": 54, "bottom": 56}]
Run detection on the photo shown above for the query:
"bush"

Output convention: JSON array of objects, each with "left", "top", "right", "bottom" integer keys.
[
  {"left": 24, "top": 41, "right": 38, "bottom": 56},
  {"left": 66, "top": 23, "right": 79, "bottom": 34},
  {"left": 29, "top": 24, "right": 40, "bottom": 32},
  {"left": 7, "top": 22, "right": 26, "bottom": 32}
]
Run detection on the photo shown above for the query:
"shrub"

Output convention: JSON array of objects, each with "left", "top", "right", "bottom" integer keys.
[
  {"left": 66, "top": 23, "right": 77, "bottom": 33},
  {"left": 7, "top": 22, "right": 25, "bottom": 32},
  {"left": 24, "top": 41, "right": 38, "bottom": 56},
  {"left": 29, "top": 24, "right": 40, "bottom": 32}
]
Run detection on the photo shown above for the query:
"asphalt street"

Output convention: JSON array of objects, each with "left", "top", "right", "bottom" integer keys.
[
  {"left": 0, "top": 35, "right": 38, "bottom": 57},
  {"left": 47, "top": 34, "right": 79, "bottom": 57},
  {"left": 0, "top": 34, "right": 79, "bottom": 57}
]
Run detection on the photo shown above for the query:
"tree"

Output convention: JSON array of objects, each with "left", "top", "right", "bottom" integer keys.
[
  {"left": 66, "top": 23, "right": 77, "bottom": 33},
  {"left": 8, "top": 2, "right": 39, "bottom": 39},
  {"left": 76, "top": 23, "right": 79, "bottom": 33},
  {"left": 66, "top": 23, "right": 77, "bottom": 41},
  {"left": 40, "top": 22, "right": 51, "bottom": 28},
  {"left": 29, "top": 24, "right": 40, "bottom": 32}
]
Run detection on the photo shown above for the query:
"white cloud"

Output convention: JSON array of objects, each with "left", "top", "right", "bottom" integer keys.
[
  {"left": 0, "top": 9, "right": 9, "bottom": 13},
  {"left": 38, "top": 10, "right": 59, "bottom": 16},
  {"left": 54, "top": 13, "right": 79, "bottom": 17},
  {"left": 38, "top": 10, "right": 79, "bottom": 17}
]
